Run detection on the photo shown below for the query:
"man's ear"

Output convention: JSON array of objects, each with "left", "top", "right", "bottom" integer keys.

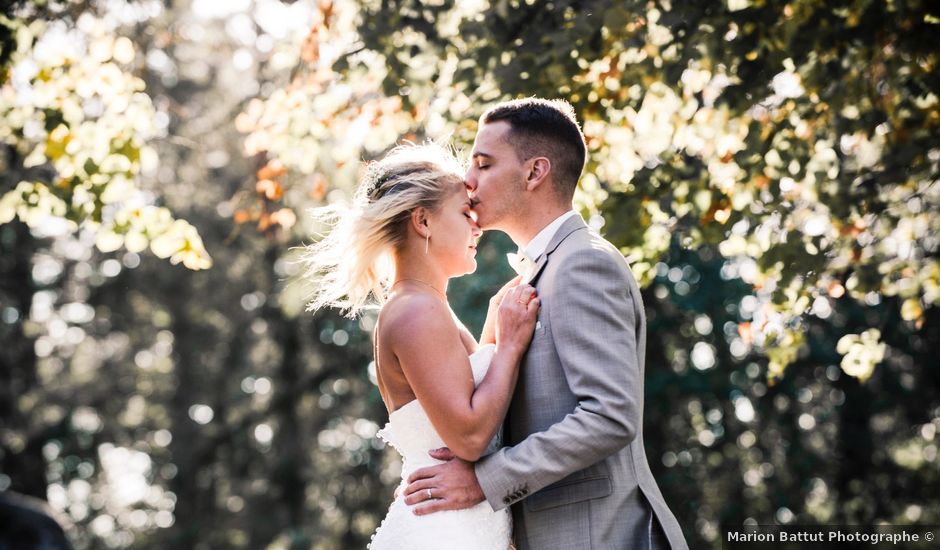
[
  {"left": 410, "top": 208, "right": 430, "bottom": 238},
  {"left": 524, "top": 157, "right": 551, "bottom": 192}
]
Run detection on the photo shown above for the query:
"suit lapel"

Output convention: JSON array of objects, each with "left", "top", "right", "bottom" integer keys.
[
  {"left": 523, "top": 254, "right": 549, "bottom": 286},
  {"left": 522, "top": 215, "right": 588, "bottom": 286}
]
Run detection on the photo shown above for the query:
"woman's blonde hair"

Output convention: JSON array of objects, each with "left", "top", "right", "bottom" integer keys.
[{"left": 303, "top": 142, "right": 465, "bottom": 318}]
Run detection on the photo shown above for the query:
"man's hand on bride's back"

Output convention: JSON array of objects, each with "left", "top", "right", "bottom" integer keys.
[{"left": 402, "top": 449, "right": 485, "bottom": 515}]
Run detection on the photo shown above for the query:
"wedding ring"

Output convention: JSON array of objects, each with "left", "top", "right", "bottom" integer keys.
[{"left": 427, "top": 488, "right": 432, "bottom": 500}]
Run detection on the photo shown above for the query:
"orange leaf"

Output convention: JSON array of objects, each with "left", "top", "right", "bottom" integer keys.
[
  {"left": 256, "top": 179, "right": 283, "bottom": 201},
  {"left": 319, "top": 0, "right": 334, "bottom": 27},
  {"left": 257, "top": 212, "right": 272, "bottom": 231},
  {"left": 301, "top": 27, "right": 320, "bottom": 64},
  {"left": 702, "top": 198, "right": 731, "bottom": 224},
  {"left": 234, "top": 210, "right": 252, "bottom": 224},
  {"left": 257, "top": 160, "right": 287, "bottom": 181},
  {"left": 310, "top": 173, "right": 327, "bottom": 200}
]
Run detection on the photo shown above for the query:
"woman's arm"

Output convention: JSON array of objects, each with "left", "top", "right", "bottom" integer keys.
[
  {"left": 452, "top": 311, "right": 479, "bottom": 354},
  {"left": 387, "top": 286, "right": 537, "bottom": 461},
  {"left": 480, "top": 275, "right": 521, "bottom": 345}
]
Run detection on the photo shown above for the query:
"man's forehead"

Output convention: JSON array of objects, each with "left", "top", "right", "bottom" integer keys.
[
  {"left": 471, "top": 121, "right": 511, "bottom": 154},
  {"left": 477, "top": 120, "right": 511, "bottom": 140}
]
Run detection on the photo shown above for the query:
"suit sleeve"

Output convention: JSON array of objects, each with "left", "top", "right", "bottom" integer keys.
[{"left": 475, "top": 247, "right": 642, "bottom": 511}]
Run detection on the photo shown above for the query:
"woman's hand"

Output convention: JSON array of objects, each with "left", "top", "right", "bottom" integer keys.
[
  {"left": 480, "top": 275, "right": 522, "bottom": 345},
  {"left": 495, "top": 284, "right": 540, "bottom": 356}
]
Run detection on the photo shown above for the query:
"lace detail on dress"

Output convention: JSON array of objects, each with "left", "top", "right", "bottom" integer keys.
[{"left": 369, "top": 344, "right": 511, "bottom": 550}]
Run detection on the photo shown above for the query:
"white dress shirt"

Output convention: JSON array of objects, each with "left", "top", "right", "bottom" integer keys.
[
  {"left": 507, "top": 210, "right": 577, "bottom": 277},
  {"left": 521, "top": 210, "right": 578, "bottom": 262}
]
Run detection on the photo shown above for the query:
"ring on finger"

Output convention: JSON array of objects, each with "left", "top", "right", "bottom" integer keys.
[{"left": 426, "top": 488, "right": 432, "bottom": 500}]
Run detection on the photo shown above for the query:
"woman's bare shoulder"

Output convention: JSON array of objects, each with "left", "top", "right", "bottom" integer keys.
[{"left": 380, "top": 292, "right": 455, "bottom": 345}]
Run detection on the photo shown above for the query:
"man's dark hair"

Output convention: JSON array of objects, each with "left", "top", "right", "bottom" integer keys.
[{"left": 481, "top": 98, "right": 587, "bottom": 199}]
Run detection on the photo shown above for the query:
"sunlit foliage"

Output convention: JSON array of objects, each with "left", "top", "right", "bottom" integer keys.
[
  {"left": 237, "top": 1, "right": 939, "bottom": 546},
  {"left": 1, "top": 1, "right": 937, "bottom": 549},
  {"left": 243, "top": 0, "right": 939, "bottom": 380},
  {"left": 1, "top": 14, "right": 211, "bottom": 269}
]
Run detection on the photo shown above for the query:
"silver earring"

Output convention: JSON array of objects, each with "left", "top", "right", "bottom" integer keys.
[{"left": 425, "top": 232, "right": 430, "bottom": 255}]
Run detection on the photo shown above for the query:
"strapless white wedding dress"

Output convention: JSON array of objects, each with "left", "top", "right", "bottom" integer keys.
[{"left": 369, "top": 343, "right": 511, "bottom": 550}]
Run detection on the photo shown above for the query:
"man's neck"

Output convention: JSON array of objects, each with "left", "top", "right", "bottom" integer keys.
[{"left": 510, "top": 206, "right": 572, "bottom": 249}]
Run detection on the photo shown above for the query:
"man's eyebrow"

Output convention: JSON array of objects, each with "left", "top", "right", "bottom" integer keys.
[{"left": 471, "top": 151, "right": 493, "bottom": 159}]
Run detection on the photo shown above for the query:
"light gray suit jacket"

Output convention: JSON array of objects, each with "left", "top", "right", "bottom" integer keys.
[{"left": 475, "top": 216, "right": 688, "bottom": 550}]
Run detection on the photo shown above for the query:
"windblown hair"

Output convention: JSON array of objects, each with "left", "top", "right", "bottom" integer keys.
[
  {"left": 303, "top": 142, "right": 465, "bottom": 318},
  {"left": 481, "top": 97, "right": 587, "bottom": 200}
]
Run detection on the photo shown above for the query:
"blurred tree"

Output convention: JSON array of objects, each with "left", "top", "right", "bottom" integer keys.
[
  {"left": 240, "top": 0, "right": 939, "bottom": 547},
  {"left": 0, "top": 14, "right": 211, "bottom": 268},
  {"left": 287, "top": 0, "right": 940, "bottom": 379},
  {"left": 2, "top": 1, "right": 395, "bottom": 548},
  {"left": 1, "top": 1, "right": 211, "bottom": 541},
  {"left": 1, "top": 0, "right": 937, "bottom": 549}
]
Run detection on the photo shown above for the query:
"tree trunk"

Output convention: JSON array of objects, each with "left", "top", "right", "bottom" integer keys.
[
  {"left": 263, "top": 245, "right": 309, "bottom": 546},
  {"left": 0, "top": 218, "right": 46, "bottom": 500}
]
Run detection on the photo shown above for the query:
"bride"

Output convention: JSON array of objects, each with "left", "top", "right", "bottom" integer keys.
[{"left": 305, "top": 143, "right": 539, "bottom": 549}]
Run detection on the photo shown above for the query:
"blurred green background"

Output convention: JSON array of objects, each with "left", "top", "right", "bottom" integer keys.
[{"left": 1, "top": 0, "right": 938, "bottom": 548}]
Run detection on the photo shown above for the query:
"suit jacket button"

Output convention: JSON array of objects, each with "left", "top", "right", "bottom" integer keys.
[{"left": 503, "top": 497, "right": 511, "bottom": 504}]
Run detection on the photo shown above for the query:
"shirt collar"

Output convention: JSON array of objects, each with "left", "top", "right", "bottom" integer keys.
[{"left": 520, "top": 210, "right": 577, "bottom": 262}]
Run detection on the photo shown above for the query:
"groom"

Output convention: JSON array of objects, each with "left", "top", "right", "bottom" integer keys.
[{"left": 403, "top": 98, "right": 688, "bottom": 549}]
